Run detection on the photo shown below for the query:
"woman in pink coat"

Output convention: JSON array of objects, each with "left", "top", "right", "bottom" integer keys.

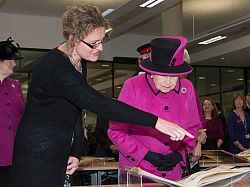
[
  {"left": 108, "top": 36, "right": 202, "bottom": 181},
  {"left": 0, "top": 38, "right": 25, "bottom": 186}
]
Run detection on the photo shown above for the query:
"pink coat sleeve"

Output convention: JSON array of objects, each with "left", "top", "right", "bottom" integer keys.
[{"left": 108, "top": 79, "right": 149, "bottom": 166}]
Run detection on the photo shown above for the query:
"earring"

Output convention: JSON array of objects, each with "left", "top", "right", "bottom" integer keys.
[{"left": 150, "top": 75, "right": 153, "bottom": 79}]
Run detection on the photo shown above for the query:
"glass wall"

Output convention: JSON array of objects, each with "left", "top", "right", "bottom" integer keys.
[
  {"left": 194, "top": 66, "right": 245, "bottom": 116},
  {"left": 113, "top": 62, "right": 138, "bottom": 98},
  {"left": 13, "top": 48, "right": 249, "bottom": 117},
  {"left": 87, "top": 61, "right": 113, "bottom": 98},
  {"left": 221, "top": 68, "right": 244, "bottom": 115},
  {"left": 13, "top": 48, "right": 250, "bottom": 155},
  {"left": 196, "top": 67, "right": 220, "bottom": 98}
]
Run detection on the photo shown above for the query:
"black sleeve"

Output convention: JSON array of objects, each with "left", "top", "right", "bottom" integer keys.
[
  {"left": 53, "top": 61, "right": 157, "bottom": 128},
  {"left": 70, "top": 115, "right": 84, "bottom": 159},
  {"left": 95, "top": 116, "right": 113, "bottom": 149}
]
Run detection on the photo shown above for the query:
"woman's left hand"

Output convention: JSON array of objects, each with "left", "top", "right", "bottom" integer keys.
[
  {"left": 190, "top": 143, "right": 202, "bottom": 163},
  {"left": 198, "top": 129, "right": 207, "bottom": 144},
  {"left": 66, "top": 156, "right": 80, "bottom": 175}
]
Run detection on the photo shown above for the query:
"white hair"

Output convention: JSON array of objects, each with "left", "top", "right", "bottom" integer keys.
[{"left": 183, "top": 49, "right": 190, "bottom": 64}]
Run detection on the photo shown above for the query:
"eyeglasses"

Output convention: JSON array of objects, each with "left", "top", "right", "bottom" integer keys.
[{"left": 81, "top": 38, "right": 106, "bottom": 49}]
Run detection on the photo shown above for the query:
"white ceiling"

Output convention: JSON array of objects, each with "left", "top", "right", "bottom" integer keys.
[
  {"left": 0, "top": 0, "right": 130, "bottom": 17},
  {"left": 0, "top": 0, "right": 250, "bottom": 67}
]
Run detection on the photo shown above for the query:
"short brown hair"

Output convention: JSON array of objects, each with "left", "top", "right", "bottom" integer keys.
[
  {"left": 232, "top": 92, "right": 246, "bottom": 110},
  {"left": 62, "top": 4, "right": 110, "bottom": 41}
]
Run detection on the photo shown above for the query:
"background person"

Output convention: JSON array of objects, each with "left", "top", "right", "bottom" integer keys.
[
  {"left": 202, "top": 97, "right": 224, "bottom": 150},
  {"left": 215, "top": 102, "right": 229, "bottom": 151},
  {"left": 228, "top": 92, "right": 250, "bottom": 154},
  {"left": 0, "top": 37, "right": 25, "bottom": 187},
  {"left": 10, "top": 4, "right": 193, "bottom": 187},
  {"left": 108, "top": 36, "right": 201, "bottom": 181},
  {"left": 245, "top": 91, "right": 250, "bottom": 113}
]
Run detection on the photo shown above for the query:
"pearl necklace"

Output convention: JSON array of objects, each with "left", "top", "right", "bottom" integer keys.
[{"left": 68, "top": 53, "right": 82, "bottom": 74}]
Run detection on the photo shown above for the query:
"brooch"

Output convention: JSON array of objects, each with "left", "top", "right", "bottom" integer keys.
[{"left": 11, "top": 83, "right": 15, "bottom": 88}]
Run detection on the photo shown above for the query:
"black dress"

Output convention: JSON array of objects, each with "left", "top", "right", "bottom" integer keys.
[{"left": 10, "top": 48, "right": 157, "bottom": 187}]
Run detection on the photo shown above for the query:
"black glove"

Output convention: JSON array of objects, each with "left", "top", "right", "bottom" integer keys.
[{"left": 144, "top": 151, "right": 183, "bottom": 171}]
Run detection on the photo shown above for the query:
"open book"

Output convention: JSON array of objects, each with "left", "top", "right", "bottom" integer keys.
[
  {"left": 237, "top": 150, "right": 250, "bottom": 161},
  {"left": 126, "top": 165, "right": 250, "bottom": 187}
]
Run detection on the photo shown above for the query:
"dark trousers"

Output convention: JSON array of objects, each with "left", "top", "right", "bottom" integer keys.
[{"left": 0, "top": 166, "right": 11, "bottom": 187}]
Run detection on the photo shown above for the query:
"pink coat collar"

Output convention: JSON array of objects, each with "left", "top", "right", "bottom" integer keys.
[{"left": 145, "top": 73, "right": 181, "bottom": 96}]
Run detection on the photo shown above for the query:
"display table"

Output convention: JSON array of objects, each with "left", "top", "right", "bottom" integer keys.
[
  {"left": 200, "top": 150, "right": 250, "bottom": 168},
  {"left": 74, "top": 184, "right": 165, "bottom": 187},
  {"left": 77, "top": 161, "right": 118, "bottom": 171},
  {"left": 117, "top": 166, "right": 250, "bottom": 187},
  {"left": 204, "top": 171, "right": 250, "bottom": 187},
  {"left": 72, "top": 157, "right": 118, "bottom": 186},
  {"left": 72, "top": 172, "right": 250, "bottom": 187}
]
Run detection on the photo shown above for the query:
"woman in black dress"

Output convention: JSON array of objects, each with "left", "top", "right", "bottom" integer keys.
[{"left": 10, "top": 4, "right": 193, "bottom": 187}]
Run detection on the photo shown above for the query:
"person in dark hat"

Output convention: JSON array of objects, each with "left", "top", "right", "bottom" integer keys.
[
  {"left": 108, "top": 36, "right": 202, "bottom": 181},
  {"left": 137, "top": 43, "right": 151, "bottom": 61},
  {"left": 0, "top": 37, "right": 25, "bottom": 187}
]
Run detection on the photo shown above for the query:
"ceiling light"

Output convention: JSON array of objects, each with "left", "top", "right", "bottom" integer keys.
[
  {"left": 198, "top": 76, "right": 206, "bottom": 80},
  {"left": 140, "top": 0, "right": 164, "bottom": 8},
  {"left": 210, "top": 83, "right": 216, "bottom": 87},
  {"left": 140, "top": 0, "right": 156, "bottom": 7},
  {"left": 101, "top": 64, "right": 110, "bottom": 67},
  {"left": 198, "top": 36, "right": 227, "bottom": 45},
  {"left": 220, "top": 57, "right": 225, "bottom": 60},
  {"left": 237, "top": 78, "right": 244, "bottom": 81},
  {"left": 102, "top": 9, "right": 115, "bottom": 16},
  {"left": 227, "top": 69, "right": 235, "bottom": 73}
]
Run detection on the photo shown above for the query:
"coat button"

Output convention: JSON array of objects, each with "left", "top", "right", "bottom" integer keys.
[
  {"left": 8, "top": 126, "right": 13, "bottom": 130},
  {"left": 162, "top": 173, "right": 166, "bottom": 177},
  {"left": 4, "top": 92, "right": 8, "bottom": 95},
  {"left": 126, "top": 155, "right": 131, "bottom": 158},
  {"left": 131, "top": 158, "right": 135, "bottom": 161},
  {"left": 164, "top": 142, "right": 169, "bottom": 146},
  {"left": 6, "top": 103, "right": 10, "bottom": 107},
  {"left": 164, "top": 106, "right": 169, "bottom": 110},
  {"left": 7, "top": 114, "right": 11, "bottom": 119}
]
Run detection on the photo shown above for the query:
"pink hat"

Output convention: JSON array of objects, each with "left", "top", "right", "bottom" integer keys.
[{"left": 139, "top": 36, "right": 192, "bottom": 76}]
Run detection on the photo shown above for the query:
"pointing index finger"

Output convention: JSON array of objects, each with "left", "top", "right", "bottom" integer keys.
[{"left": 185, "top": 131, "right": 194, "bottom": 138}]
